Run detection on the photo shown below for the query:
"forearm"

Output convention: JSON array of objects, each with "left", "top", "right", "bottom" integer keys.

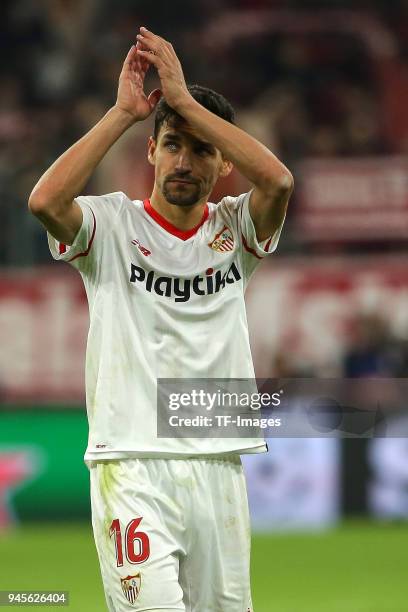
[
  {"left": 176, "top": 97, "right": 292, "bottom": 192},
  {"left": 29, "top": 106, "right": 136, "bottom": 211}
]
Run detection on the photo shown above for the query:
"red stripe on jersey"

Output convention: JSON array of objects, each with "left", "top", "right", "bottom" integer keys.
[
  {"left": 143, "top": 199, "right": 209, "bottom": 240},
  {"left": 65, "top": 209, "right": 96, "bottom": 262},
  {"left": 264, "top": 236, "right": 273, "bottom": 252},
  {"left": 59, "top": 243, "right": 67, "bottom": 254},
  {"left": 241, "top": 233, "right": 263, "bottom": 260}
]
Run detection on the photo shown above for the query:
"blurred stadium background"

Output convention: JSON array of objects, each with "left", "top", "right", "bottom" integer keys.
[{"left": 1, "top": 0, "right": 408, "bottom": 610}]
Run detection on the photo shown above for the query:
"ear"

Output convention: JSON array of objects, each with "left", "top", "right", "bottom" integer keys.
[
  {"left": 147, "top": 136, "right": 156, "bottom": 166},
  {"left": 219, "top": 157, "right": 233, "bottom": 178}
]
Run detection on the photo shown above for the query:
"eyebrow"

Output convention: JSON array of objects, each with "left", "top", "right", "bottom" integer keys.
[{"left": 162, "top": 133, "right": 215, "bottom": 149}]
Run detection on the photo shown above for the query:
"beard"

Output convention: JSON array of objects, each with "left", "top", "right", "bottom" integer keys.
[{"left": 162, "top": 178, "right": 202, "bottom": 207}]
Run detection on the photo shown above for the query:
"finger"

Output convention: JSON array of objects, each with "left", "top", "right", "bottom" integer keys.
[
  {"left": 147, "top": 88, "right": 162, "bottom": 111},
  {"left": 136, "top": 34, "right": 151, "bottom": 52},
  {"left": 138, "top": 36, "right": 175, "bottom": 65},
  {"left": 124, "top": 45, "right": 137, "bottom": 65},
  {"left": 140, "top": 26, "right": 156, "bottom": 38},
  {"left": 120, "top": 46, "right": 137, "bottom": 78},
  {"left": 136, "top": 33, "right": 160, "bottom": 55},
  {"left": 136, "top": 40, "right": 149, "bottom": 73},
  {"left": 136, "top": 48, "right": 161, "bottom": 67},
  {"left": 141, "top": 27, "right": 171, "bottom": 51},
  {"left": 140, "top": 27, "right": 172, "bottom": 52},
  {"left": 123, "top": 44, "right": 142, "bottom": 78}
]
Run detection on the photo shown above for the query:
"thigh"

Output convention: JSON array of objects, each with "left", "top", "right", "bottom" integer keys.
[
  {"left": 90, "top": 459, "right": 186, "bottom": 612},
  {"left": 179, "top": 456, "right": 254, "bottom": 612}
]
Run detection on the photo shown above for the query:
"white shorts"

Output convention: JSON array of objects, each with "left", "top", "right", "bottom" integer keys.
[{"left": 89, "top": 455, "right": 254, "bottom": 612}]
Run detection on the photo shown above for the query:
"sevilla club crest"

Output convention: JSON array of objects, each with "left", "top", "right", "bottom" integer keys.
[
  {"left": 121, "top": 573, "right": 141, "bottom": 605},
  {"left": 209, "top": 226, "right": 234, "bottom": 252}
]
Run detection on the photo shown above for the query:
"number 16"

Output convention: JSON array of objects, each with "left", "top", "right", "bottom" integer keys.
[{"left": 109, "top": 518, "right": 150, "bottom": 567}]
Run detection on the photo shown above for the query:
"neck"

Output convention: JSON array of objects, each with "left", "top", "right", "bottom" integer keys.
[{"left": 149, "top": 185, "right": 208, "bottom": 231}]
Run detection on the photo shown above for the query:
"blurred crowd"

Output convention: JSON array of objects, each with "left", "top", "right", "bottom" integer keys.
[
  {"left": 272, "top": 313, "right": 408, "bottom": 378},
  {"left": 1, "top": 0, "right": 407, "bottom": 265}
]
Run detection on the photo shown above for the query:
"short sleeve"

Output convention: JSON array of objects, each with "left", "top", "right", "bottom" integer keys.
[
  {"left": 217, "top": 191, "right": 285, "bottom": 284},
  {"left": 47, "top": 191, "right": 127, "bottom": 273},
  {"left": 240, "top": 190, "right": 285, "bottom": 260}
]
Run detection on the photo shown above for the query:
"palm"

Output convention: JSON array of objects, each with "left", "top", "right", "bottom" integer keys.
[{"left": 116, "top": 44, "right": 160, "bottom": 120}]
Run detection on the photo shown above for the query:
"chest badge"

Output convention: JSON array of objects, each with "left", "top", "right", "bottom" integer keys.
[{"left": 208, "top": 225, "right": 234, "bottom": 253}]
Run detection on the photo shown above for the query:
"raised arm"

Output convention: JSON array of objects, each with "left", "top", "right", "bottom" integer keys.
[
  {"left": 136, "top": 27, "right": 293, "bottom": 242},
  {"left": 28, "top": 43, "right": 162, "bottom": 245}
]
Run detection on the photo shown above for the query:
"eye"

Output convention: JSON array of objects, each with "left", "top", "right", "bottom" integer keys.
[
  {"left": 195, "top": 146, "right": 212, "bottom": 156},
  {"left": 165, "top": 142, "right": 178, "bottom": 152}
]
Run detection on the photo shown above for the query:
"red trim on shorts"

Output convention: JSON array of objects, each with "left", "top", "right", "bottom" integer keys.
[
  {"left": 143, "top": 199, "right": 209, "bottom": 240},
  {"left": 61, "top": 209, "right": 96, "bottom": 262},
  {"left": 241, "top": 233, "right": 263, "bottom": 260}
]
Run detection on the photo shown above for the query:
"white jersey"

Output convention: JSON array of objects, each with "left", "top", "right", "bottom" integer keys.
[{"left": 47, "top": 191, "right": 284, "bottom": 460}]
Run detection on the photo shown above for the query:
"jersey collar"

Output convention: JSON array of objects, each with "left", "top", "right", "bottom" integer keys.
[{"left": 143, "top": 199, "right": 209, "bottom": 241}]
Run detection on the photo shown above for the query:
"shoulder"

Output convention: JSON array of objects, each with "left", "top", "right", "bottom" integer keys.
[
  {"left": 75, "top": 191, "right": 133, "bottom": 210},
  {"left": 208, "top": 192, "right": 251, "bottom": 222},
  {"left": 74, "top": 192, "right": 144, "bottom": 227}
]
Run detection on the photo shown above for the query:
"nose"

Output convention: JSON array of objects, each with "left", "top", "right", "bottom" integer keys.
[{"left": 175, "top": 148, "right": 192, "bottom": 172}]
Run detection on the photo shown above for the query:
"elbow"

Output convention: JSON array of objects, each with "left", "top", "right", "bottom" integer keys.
[
  {"left": 28, "top": 189, "right": 48, "bottom": 216},
  {"left": 280, "top": 170, "right": 294, "bottom": 194},
  {"left": 28, "top": 188, "right": 61, "bottom": 218},
  {"left": 274, "top": 170, "right": 294, "bottom": 196},
  {"left": 260, "top": 168, "right": 294, "bottom": 199}
]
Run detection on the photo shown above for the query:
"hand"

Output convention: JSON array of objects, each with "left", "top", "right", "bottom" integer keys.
[
  {"left": 115, "top": 42, "right": 162, "bottom": 122},
  {"left": 136, "top": 27, "right": 191, "bottom": 111}
]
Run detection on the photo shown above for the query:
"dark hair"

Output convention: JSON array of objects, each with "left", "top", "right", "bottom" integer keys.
[{"left": 153, "top": 84, "right": 235, "bottom": 140}]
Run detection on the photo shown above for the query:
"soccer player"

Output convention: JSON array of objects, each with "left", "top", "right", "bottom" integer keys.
[{"left": 29, "top": 27, "right": 293, "bottom": 612}]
